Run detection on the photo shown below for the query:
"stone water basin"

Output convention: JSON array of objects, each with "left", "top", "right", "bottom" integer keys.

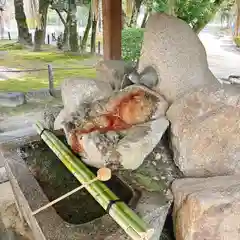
[{"left": 0, "top": 130, "right": 175, "bottom": 240}]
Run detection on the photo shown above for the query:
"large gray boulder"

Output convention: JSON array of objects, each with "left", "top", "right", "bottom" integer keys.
[
  {"left": 139, "top": 13, "right": 240, "bottom": 177},
  {"left": 167, "top": 75, "right": 240, "bottom": 177},
  {"left": 138, "top": 13, "right": 217, "bottom": 103},
  {"left": 55, "top": 78, "right": 113, "bottom": 130},
  {"left": 80, "top": 117, "right": 169, "bottom": 170},
  {"left": 96, "top": 60, "right": 135, "bottom": 90},
  {"left": 172, "top": 176, "right": 240, "bottom": 240},
  {"left": 61, "top": 78, "right": 113, "bottom": 115}
]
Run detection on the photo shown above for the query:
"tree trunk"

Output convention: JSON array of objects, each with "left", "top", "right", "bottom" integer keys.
[
  {"left": 129, "top": 0, "right": 142, "bottom": 27},
  {"left": 34, "top": 0, "right": 49, "bottom": 51},
  {"left": 63, "top": 13, "right": 70, "bottom": 47},
  {"left": 235, "top": 11, "right": 240, "bottom": 36},
  {"left": 55, "top": 9, "right": 69, "bottom": 50},
  {"left": 141, "top": 2, "right": 152, "bottom": 28},
  {"left": 81, "top": 6, "right": 92, "bottom": 51},
  {"left": 91, "top": 15, "right": 97, "bottom": 53},
  {"left": 69, "top": 13, "right": 79, "bottom": 52},
  {"left": 168, "top": 0, "right": 175, "bottom": 16},
  {"left": 141, "top": 7, "right": 149, "bottom": 28},
  {"left": 14, "top": 0, "right": 32, "bottom": 45},
  {"left": 235, "top": 0, "right": 240, "bottom": 36},
  {"left": 129, "top": 2, "right": 136, "bottom": 27}
]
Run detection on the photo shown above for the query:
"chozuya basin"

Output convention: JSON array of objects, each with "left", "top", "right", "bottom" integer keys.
[{"left": 0, "top": 130, "right": 173, "bottom": 240}]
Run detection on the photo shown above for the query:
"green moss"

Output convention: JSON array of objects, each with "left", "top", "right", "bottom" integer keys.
[
  {"left": 0, "top": 42, "right": 24, "bottom": 51},
  {"left": 7, "top": 50, "right": 91, "bottom": 62},
  {"left": 133, "top": 173, "right": 166, "bottom": 192},
  {"left": 234, "top": 37, "right": 240, "bottom": 47},
  {"left": 0, "top": 48, "right": 98, "bottom": 92}
]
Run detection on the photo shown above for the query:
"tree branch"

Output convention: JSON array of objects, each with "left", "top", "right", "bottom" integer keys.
[{"left": 55, "top": 9, "right": 66, "bottom": 26}]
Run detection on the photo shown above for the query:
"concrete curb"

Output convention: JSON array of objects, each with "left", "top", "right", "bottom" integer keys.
[{"left": 0, "top": 88, "right": 61, "bottom": 107}]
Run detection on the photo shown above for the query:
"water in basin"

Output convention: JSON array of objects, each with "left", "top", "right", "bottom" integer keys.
[{"left": 19, "top": 137, "right": 133, "bottom": 225}]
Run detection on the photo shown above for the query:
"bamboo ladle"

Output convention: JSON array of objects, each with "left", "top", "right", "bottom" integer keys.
[{"left": 32, "top": 167, "right": 112, "bottom": 216}]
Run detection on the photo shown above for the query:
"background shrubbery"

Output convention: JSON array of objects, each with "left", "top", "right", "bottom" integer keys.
[{"left": 122, "top": 28, "right": 144, "bottom": 63}]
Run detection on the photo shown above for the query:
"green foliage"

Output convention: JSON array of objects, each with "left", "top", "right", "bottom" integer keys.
[
  {"left": 234, "top": 36, "right": 240, "bottom": 47},
  {"left": 122, "top": 28, "right": 144, "bottom": 62},
  {"left": 220, "top": 0, "right": 235, "bottom": 12},
  {"left": 153, "top": 0, "right": 168, "bottom": 13},
  {"left": 6, "top": 50, "right": 91, "bottom": 62},
  {"left": 153, "top": 0, "right": 226, "bottom": 32}
]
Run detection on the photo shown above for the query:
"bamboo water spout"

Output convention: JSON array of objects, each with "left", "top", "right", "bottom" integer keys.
[{"left": 33, "top": 121, "right": 154, "bottom": 240}]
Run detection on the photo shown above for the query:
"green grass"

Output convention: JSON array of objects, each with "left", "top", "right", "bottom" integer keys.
[
  {"left": 0, "top": 42, "right": 98, "bottom": 92},
  {"left": 0, "top": 68, "right": 96, "bottom": 92}
]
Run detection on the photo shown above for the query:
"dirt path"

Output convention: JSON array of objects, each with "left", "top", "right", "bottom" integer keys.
[{"left": 199, "top": 28, "right": 240, "bottom": 78}]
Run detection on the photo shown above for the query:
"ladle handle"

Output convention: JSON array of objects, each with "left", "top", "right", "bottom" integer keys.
[{"left": 32, "top": 177, "right": 98, "bottom": 216}]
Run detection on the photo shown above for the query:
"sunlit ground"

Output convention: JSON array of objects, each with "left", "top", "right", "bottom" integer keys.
[{"left": 0, "top": 42, "right": 98, "bottom": 92}]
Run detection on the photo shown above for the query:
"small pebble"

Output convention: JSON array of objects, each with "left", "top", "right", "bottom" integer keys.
[
  {"left": 155, "top": 153, "right": 161, "bottom": 160},
  {"left": 152, "top": 161, "right": 157, "bottom": 166},
  {"left": 153, "top": 176, "right": 159, "bottom": 181},
  {"left": 161, "top": 176, "right": 166, "bottom": 180}
]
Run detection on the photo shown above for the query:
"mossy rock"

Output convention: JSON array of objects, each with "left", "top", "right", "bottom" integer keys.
[{"left": 234, "top": 37, "right": 240, "bottom": 47}]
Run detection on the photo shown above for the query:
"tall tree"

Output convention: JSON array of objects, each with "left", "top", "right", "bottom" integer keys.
[
  {"left": 14, "top": 0, "right": 32, "bottom": 45},
  {"left": 80, "top": 2, "right": 92, "bottom": 51},
  {"left": 90, "top": 0, "right": 99, "bottom": 53},
  {"left": 235, "top": 0, "right": 240, "bottom": 36},
  {"left": 219, "top": 0, "right": 234, "bottom": 28},
  {"left": 129, "top": 0, "right": 143, "bottom": 27},
  {"left": 68, "top": 0, "right": 79, "bottom": 52},
  {"left": 141, "top": 0, "right": 153, "bottom": 28},
  {"left": 90, "top": 14, "right": 97, "bottom": 53},
  {"left": 52, "top": 0, "right": 79, "bottom": 52},
  {"left": 34, "top": 0, "right": 50, "bottom": 51}
]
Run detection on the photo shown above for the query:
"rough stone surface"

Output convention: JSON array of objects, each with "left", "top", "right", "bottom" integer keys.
[
  {"left": 115, "top": 117, "right": 169, "bottom": 170},
  {"left": 0, "top": 182, "right": 33, "bottom": 240},
  {"left": 0, "top": 92, "right": 26, "bottom": 107},
  {"left": 172, "top": 176, "right": 240, "bottom": 240},
  {"left": 167, "top": 84, "right": 240, "bottom": 177},
  {"left": 61, "top": 78, "right": 113, "bottom": 115},
  {"left": 42, "top": 105, "right": 63, "bottom": 130},
  {"left": 138, "top": 13, "right": 217, "bottom": 103},
  {"left": 96, "top": 60, "right": 136, "bottom": 90},
  {"left": 80, "top": 117, "right": 169, "bottom": 170},
  {"left": 1, "top": 132, "right": 178, "bottom": 240},
  {"left": 54, "top": 109, "right": 66, "bottom": 130},
  {"left": 61, "top": 84, "right": 169, "bottom": 171}
]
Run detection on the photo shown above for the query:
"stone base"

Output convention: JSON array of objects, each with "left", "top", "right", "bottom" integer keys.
[
  {"left": 0, "top": 131, "right": 177, "bottom": 240},
  {"left": 172, "top": 176, "right": 240, "bottom": 240},
  {"left": 0, "top": 92, "right": 25, "bottom": 107}
]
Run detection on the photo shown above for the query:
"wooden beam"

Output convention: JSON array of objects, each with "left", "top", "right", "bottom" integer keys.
[{"left": 102, "top": 0, "right": 122, "bottom": 60}]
